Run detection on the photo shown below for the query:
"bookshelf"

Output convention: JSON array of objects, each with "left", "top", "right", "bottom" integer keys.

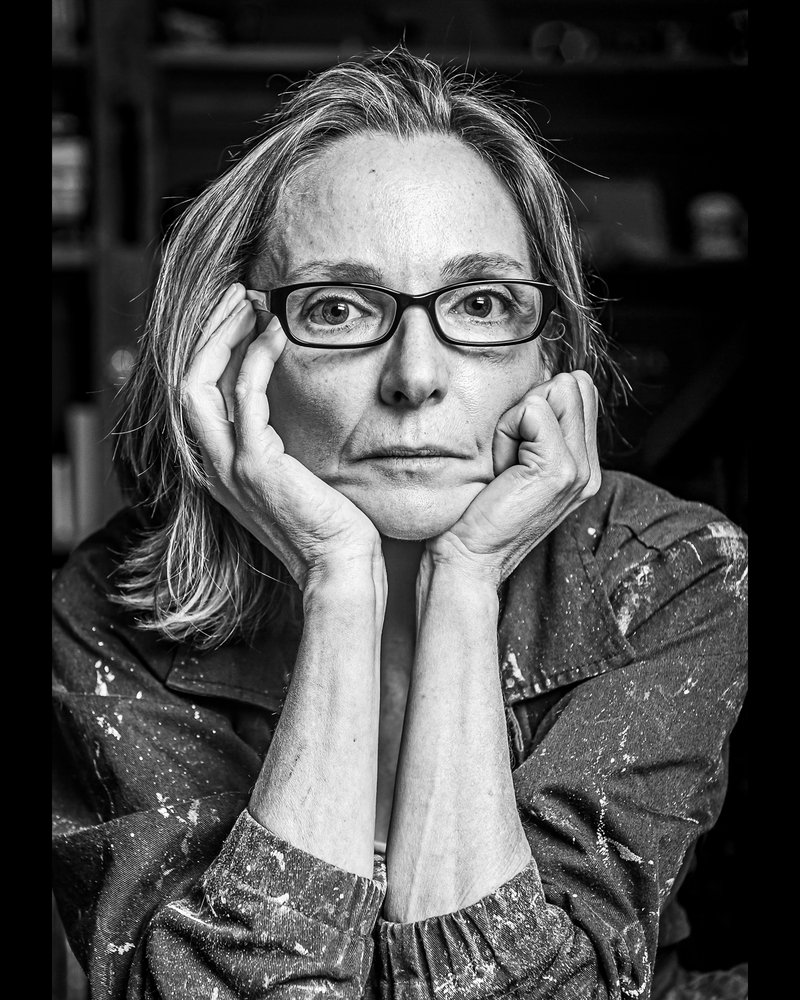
[{"left": 52, "top": 0, "right": 153, "bottom": 568}]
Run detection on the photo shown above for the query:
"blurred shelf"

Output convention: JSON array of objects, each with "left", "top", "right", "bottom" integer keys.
[
  {"left": 491, "top": 0, "right": 745, "bottom": 8},
  {"left": 52, "top": 242, "right": 94, "bottom": 270},
  {"left": 593, "top": 254, "right": 747, "bottom": 278},
  {"left": 154, "top": 44, "right": 745, "bottom": 76},
  {"left": 52, "top": 45, "right": 89, "bottom": 68}
]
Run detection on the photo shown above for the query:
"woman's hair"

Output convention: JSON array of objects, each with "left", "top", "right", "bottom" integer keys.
[{"left": 113, "top": 45, "right": 624, "bottom": 650}]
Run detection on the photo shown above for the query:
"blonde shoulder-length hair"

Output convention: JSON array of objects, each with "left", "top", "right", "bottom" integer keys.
[{"left": 113, "top": 45, "right": 621, "bottom": 650}]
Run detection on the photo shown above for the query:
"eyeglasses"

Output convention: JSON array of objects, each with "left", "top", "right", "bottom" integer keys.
[{"left": 263, "top": 279, "right": 557, "bottom": 349}]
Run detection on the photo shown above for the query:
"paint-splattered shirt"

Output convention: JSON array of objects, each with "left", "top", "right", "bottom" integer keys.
[{"left": 52, "top": 470, "right": 748, "bottom": 999}]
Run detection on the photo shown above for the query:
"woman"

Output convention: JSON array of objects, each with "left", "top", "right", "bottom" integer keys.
[{"left": 52, "top": 48, "right": 748, "bottom": 999}]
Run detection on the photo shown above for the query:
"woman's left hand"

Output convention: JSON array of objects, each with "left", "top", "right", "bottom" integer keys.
[{"left": 426, "top": 370, "right": 601, "bottom": 586}]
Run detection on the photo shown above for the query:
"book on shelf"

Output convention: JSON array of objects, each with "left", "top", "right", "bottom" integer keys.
[
  {"left": 53, "top": 402, "right": 112, "bottom": 554},
  {"left": 52, "top": 453, "right": 75, "bottom": 552},
  {"left": 52, "top": 0, "right": 84, "bottom": 49}
]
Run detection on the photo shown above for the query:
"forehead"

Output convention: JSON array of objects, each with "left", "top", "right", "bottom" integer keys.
[{"left": 266, "top": 132, "right": 531, "bottom": 286}]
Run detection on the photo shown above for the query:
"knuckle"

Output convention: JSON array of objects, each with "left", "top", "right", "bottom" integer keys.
[
  {"left": 586, "top": 469, "right": 602, "bottom": 496},
  {"left": 231, "top": 451, "right": 254, "bottom": 485},
  {"left": 179, "top": 379, "right": 203, "bottom": 428},
  {"left": 179, "top": 376, "right": 195, "bottom": 404},
  {"left": 548, "top": 372, "right": 585, "bottom": 406},
  {"left": 575, "top": 462, "right": 591, "bottom": 491},
  {"left": 233, "top": 375, "right": 251, "bottom": 406},
  {"left": 556, "top": 454, "right": 578, "bottom": 486},
  {"left": 524, "top": 392, "right": 550, "bottom": 410}
]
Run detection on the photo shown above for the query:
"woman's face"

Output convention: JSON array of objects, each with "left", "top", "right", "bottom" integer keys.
[{"left": 257, "top": 132, "right": 549, "bottom": 540}]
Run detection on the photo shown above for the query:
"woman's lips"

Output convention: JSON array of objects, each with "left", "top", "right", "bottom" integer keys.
[
  {"left": 330, "top": 448, "right": 491, "bottom": 487},
  {"left": 362, "top": 445, "right": 468, "bottom": 459},
  {"left": 362, "top": 450, "right": 466, "bottom": 475}
]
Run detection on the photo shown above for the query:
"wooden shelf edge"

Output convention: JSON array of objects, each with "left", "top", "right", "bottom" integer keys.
[
  {"left": 52, "top": 45, "right": 89, "bottom": 68},
  {"left": 52, "top": 242, "right": 94, "bottom": 270},
  {"left": 590, "top": 255, "right": 748, "bottom": 277}
]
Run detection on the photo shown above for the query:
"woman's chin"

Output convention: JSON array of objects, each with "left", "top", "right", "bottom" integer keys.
[{"left": 343, "top": 482, "right": 485, "bottom": 541}]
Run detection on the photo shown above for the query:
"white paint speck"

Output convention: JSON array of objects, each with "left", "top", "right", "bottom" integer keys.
[
  {"left": 608, "top": 839, "right": 644, "bottom": 864},
  {"left": 502, "top": 650, "right": 526, "bottom": 687},
  {"left": 95, "top": 715, "right": 121, "bottom": 740},
  {"left": 94, "top": 661, "right": 109, "bottom": 696},
  {"left": 596, "top": 790, "right": 610, "bottom": 863},
  {"left": 106, "top": 941, "right": 135, "bottom": 955}
]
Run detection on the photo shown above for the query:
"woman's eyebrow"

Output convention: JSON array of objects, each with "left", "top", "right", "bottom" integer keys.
[
  {"left": 282, "top": 254, "right": 529, "bottom": 287},
  {"left": 440, "top": 253, "right": 529, "bottom": 281},
  {"left": 283, "top": 260, "right": 384, "bottom": 284}
]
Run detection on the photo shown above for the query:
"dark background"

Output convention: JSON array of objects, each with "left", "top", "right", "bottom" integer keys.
[{"left": 52, "top": 1, "right": 748, "bottom": 996}]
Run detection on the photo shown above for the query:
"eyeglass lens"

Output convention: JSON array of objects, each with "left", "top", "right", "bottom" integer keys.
[{"left": 284, "top": 282, "right": 546, "bottom": 346}]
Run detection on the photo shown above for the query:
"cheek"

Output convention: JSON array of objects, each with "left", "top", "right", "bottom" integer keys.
[
  {"left": 461, "top": 346, "right": 548, "bottom": 437},
  {"left": 266, "top": 354, "right": 362, "bottom": 467}
]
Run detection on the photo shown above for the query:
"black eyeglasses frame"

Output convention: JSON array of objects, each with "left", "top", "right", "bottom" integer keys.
[{"left": 262, "top": 279, "right": 558, "bottom": 349}]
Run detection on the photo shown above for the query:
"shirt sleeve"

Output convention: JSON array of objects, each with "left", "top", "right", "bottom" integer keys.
[
  {"left": 52, "top": 546, "right": 385, "bottom": 999},
  {"left": 371, "top": 519, "right": 748, "bottom": 999}
]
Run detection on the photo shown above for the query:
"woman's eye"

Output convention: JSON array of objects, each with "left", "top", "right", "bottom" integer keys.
[
  {"left": 463, "top": 293, "right": 496, "bottom": 318},
  {"left": 308, "top": 298, "right": 368, "bottom": 326},
  {"left": 454, "top": 290, "right": 511, "bottom": 320}
]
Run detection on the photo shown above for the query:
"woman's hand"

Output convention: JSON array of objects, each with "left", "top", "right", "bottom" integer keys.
[
  {"left": 181, "top": 282, "right": 383, "bottom": 590},
  {"left": 426, "top": 370, "right": 601, "bottom": 587}
]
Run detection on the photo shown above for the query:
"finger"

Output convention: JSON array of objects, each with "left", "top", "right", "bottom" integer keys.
[
  {"left": 191, "top": 296, "right": 256, "bottom": 381},
  {"left": 233, "top": 315, "right": 288, "bottom": 453},
  {"left": 245, "top": 288, "right": 274, "bottom": 337},
  {"left": 492, "top": 393, "right": 566, "bottom": 476},
  {"left": 530, "top": 373, "right": 589, "bottom": 469},
  {"left": 199, "top": 281, "right": 247, "bottom": 350},
  {"left": 218, "top": 315, "right": 263, "bottom": 422},
  {"left": 572, "top": 371, "right": 601, "bottom": 494},
  {"left": 183, "top": 297, "right": 256, "bottom": 470}
]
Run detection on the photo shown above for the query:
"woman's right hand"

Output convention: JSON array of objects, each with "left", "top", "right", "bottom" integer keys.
[{"left": 181, "top": 282, "right": 383, "bottom": 590}]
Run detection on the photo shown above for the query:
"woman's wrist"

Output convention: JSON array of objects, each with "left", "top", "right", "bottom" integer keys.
[
  {"left": 422, "top": 532, "right": 505, "bottom": 592},
  {"left": 303, "top": 549, "right": 388, "bottom": 614},
  {"left": 418, "top": 543, "right": 501, "bottom": 607}
]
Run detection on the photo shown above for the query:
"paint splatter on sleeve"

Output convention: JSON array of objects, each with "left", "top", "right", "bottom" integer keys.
[
  {"left": 52, "top": 530, "right": 385, "bottom": 999},
  {"left": 371, "top": 516, "right": 747, "bottom": 999}
]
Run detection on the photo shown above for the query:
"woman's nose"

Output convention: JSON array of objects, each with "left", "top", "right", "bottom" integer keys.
[{"left": 378, "top": 306, "right": 451, "bottom": 407}]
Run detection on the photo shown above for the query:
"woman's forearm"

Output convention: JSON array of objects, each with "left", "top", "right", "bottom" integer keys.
[
  {"left": 249, "top": 564, "right": 386, "bottom": 879},
  {"left": 385, "top": 554, "right": 531, "bottom": 922}
]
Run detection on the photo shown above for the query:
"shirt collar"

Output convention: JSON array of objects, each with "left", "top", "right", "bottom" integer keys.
[{"left": 497, "top": 515, "right": 634, "bottom": 704}]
